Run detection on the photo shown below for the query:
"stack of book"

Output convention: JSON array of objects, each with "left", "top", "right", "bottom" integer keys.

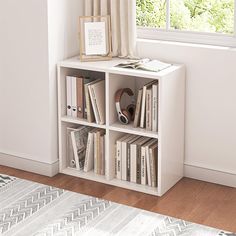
[
  {"left": 115, "top": 134, "right": 158, "bottom": 187},
  {"left": 67, "top": 126, "right": 105, "bottom": 175},
  {"left": 134, "top": 80, "right": 158, "bottom": 132},
  {"left": 66, "top": 76, "right": 105, "bottom": 125}
]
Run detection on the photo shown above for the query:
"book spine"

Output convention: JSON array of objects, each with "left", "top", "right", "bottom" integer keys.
[
  {"left": 137, "top": 145, "right": 142, "bottom": 184},
  {"left": 152, "top": 84, "right": 158, "bottom": 132},
  {"left": 140, "top": 86, "right": 147, "bottom": 128},
  {"left": 146, "top": 89, "right": 152, "bottom": 131},
  {"left": 130, "top": 144, "right": 137, "bottom": 183},
  {"left": 88, "top": 85, "right": 100, "bottom": 124},
  {"left": 101, "top": 135, "right": 105, "bottom": 175},
  {"left": 76, "top": 77, "right": 84, "bottom": 118},
  {"left": 85, "top": 84, "right": 95, "bottom": 122},
  {"left": 141, "top": 146, "right": 146, "bottom": 185},
  {"left": 94, "top": 132, "right": 98, "bottom": 174},
  {"left": 146, "top": 146, "right": 151, "bottom": 186},
  {"left": 127, "top": 143, "right": 131, "bottom": 181},
  {"left": 121, "top": 141, "right": 128, "bottom": 181},
  {"left": 134, "top": 89, "right": 142, "bottom": 128},
  {"left": 116, "top": 140, "right": 122, "bottom": 179},
  {"left": 84, "top": 132, "right": 92, "bottom": 172},
  {"left": 150, "top": 148, "right": 157, "bottom": 187}
]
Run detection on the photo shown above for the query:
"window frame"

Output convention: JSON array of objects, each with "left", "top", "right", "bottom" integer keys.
[{"left": 137, "top": 0, "right": 236, "bottom": 47}]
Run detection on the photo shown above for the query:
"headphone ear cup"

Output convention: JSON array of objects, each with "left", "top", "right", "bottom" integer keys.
[
  {"left": 126, "top": 104, "right": 136, "bottom": 121},
  {"left": 122, "top": 109, "right": 131, "bottom": 123}
]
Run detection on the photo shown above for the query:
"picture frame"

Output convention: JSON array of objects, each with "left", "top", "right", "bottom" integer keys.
[{"left": 79, "top": 15, "right": 112, "bottom": 62}]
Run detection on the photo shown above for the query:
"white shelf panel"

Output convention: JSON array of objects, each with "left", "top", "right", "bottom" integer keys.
[
  {"left": 61, "top": 116, "right": 106, "bottom": 129},
  {"left": 62, "top": 167, "right": 159, "bottom": 196},
  {"left": 109, "top": 122, "right": 158, "bottom": 139},
  {"left": 58, "top": 56, "right": 182, "bottom": 80}
]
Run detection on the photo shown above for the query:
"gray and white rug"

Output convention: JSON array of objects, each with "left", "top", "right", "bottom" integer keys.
[{"left": 0, "top": 174, "right": 235, "bottom": 236}]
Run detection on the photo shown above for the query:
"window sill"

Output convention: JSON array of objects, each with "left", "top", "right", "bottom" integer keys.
[
  {"left": 137, "top": 38, "right": 236, "bottom": 51},
  {"left": 137, "top": 27, "right": 236, "bottom": 49}
]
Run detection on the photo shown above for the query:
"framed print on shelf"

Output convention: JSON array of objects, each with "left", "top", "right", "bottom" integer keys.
[{"left": 79, "top": 15, "right": 112, "bottom": 62}]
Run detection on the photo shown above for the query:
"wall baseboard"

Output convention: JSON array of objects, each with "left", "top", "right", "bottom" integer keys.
[
  {"left": 1, "top": 151, "right": 235, "bottom": 188},
  {"left": 0, "top": 152, "right": 59, "bottom": 177},
  {"left": 184, "top": 163, "right": 236, "bottom": 188}
]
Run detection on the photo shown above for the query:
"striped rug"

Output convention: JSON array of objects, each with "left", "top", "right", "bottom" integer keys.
[{"left": 0, "top": 174, "right": 235, "bottom": 236}]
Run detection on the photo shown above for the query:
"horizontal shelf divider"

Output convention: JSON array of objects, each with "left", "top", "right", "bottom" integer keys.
[
  {"left": 62, "top": 167, "right": 159, "bottom": 196},
  {"left": 109, "top": 122, "right": 158, "bottom": 139},
  {"left": 61, "top": 116, "right": 106, "bottom": 129}
]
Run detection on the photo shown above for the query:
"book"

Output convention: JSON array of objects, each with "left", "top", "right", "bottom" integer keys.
[
  {"left": 84, "top": 80, "right": 97, "bottom": 123},
  {"left": 66, "top": 127, "right": 77, "bottom": 168},
  {"left": 121, "top": 135, "right": 137, "bottom": 181},
  {"left": 149, "top": 143, "right": 158, "bottom": 187},
  {"left": 94, "top": 129, "right": 105, "bottom": 175},
  {"left": 76, "top": 76, "right": 93, "bottom": 119},
  {"left": 115, "top": 58, "right": 172, "bottom": 72},
  {"left": 71, "top": 126, "right": 91, "bottom": 170},
  {"left": 116, "top": 134, "right": 130, "bottom": 179},
  {"left": 137, "top": 137, "right": 151, "bottom": 184},
  {"left": 152, "top": 82, "right": 158, "bottom": 132},
  {"left": 130, "top": 137, "right": 142, "bottom": 183},
  {"left": 66, "top": 76, "right": 72, "bottom": 116},
  {"left": 114, "top": 144, "right": 117, "bottom": 177},
  {"left": 130, "top": 137, "right": 150, "bottom": 183},
  {"left": 127, "top": 136, "right": 140, "bottom": 181},
  {"left": 100, "top": 134, "right": 105, "bottom": 175},
  {"left": 76, "top": 77, "right": 84, "bottom": 118},
  {"left": 142, "top": 139, "right": 157, "bottom": 186},
  {"left": 140, "top": 80, "right": 156, "bottom": 128},
  {"left": 84, "top": 128, "right": 97, "bottom": 172},
  {"left": 146, "top": 88, "right": 152, "bottom": 131},
  {"left": 88, "top": 79, "right": 105, "bottom": 125},
  {"left": 133, "top": 88, "right": 143, "bottom": 128}
]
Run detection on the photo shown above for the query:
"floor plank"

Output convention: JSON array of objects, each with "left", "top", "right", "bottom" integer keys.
[{"left": 0, "top": 165, "right": 235, "bottom": 233}]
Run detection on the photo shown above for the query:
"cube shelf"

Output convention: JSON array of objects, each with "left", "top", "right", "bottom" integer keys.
[{"left": 57, "top": 56, "right": 185, "bottom": 196}]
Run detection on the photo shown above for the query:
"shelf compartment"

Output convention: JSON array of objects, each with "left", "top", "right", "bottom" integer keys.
[
  {"left": 109, "top": 122, "right": 158, "bottom": 139},
  {"left": 61, "top": 167, "right": 159, "bottom": 196},
  {"left": 108, "top": 73, "right": 158, "bottom": 132},
  {"left": 58, "top": 66, "right": 105, "bottom": 118},
  {"left": 61, "top": 116, "right": 106, "bottom": 129}
]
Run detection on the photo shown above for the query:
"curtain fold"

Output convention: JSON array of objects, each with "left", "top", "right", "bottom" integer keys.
[{"left": 84, "top": 0, "right": 137, "bottom": 58}]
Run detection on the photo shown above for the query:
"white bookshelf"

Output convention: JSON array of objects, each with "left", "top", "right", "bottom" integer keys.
[{"left": 57, "top": 56, "right": 185, "bottom": 196}]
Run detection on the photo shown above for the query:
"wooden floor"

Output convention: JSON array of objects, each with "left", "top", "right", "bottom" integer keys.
[{"left": 0, "top": 165, "right": 236, "bottom": 233}]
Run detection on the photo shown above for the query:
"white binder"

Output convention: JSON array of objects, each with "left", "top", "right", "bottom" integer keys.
[
  {"left": 71, "top": 76, "right": 77, "bottom": 118},
  {"left": 66, "top": 76, "right": 72, "bottom": 116}
]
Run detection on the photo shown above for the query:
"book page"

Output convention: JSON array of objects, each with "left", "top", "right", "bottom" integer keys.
[{"left": 84, "top": 22, "right": 107, "bottom": 55}]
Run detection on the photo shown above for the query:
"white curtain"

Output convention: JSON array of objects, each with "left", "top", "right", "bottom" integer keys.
[{"left": 84, "top": 0, "right": 137, "bottom": 58}]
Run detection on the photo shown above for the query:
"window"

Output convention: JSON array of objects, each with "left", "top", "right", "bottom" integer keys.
[{"left": 137, "top": 0, "right": 236, "bottom": 47}]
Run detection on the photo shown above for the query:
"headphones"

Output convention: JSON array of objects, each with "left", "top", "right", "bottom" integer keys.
[{"left": 115, "top": 88, "right": 135, "bottom": 124}]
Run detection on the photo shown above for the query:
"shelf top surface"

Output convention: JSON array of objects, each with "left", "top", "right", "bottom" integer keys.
[{"left": 58, "top": 56, "right": 183, "bottom": 79}]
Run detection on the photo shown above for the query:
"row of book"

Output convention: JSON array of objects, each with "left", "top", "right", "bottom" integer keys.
[
  {"left": 66, "top": 76, "right": 105, "bottom": 124},
  {"left": 134, "top": 80, "right": 158, "bottom": 132},
  {"left": 116, "top": 134, "right": 158, "bottom": 187},
  {"left": 67, "top": 126, "right": 105, "bottom": 175}
]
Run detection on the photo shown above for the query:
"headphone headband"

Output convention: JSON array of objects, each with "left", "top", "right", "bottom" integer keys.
[{"left": 115, "top": 88, "right": 134, "bottom": 103}]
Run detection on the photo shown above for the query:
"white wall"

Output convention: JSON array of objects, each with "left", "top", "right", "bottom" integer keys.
[
  {"left": 0, "top": 0, "right": 51, "bottom": 163},
  {"left": 137, "top": 40, "right": 236, "bottom": 179},
  {"left": 47, "top": 0, "right": 83, "bottom": 164},
  {"left": 0, "top": 0, "right": 83, "bottom": 174}
]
